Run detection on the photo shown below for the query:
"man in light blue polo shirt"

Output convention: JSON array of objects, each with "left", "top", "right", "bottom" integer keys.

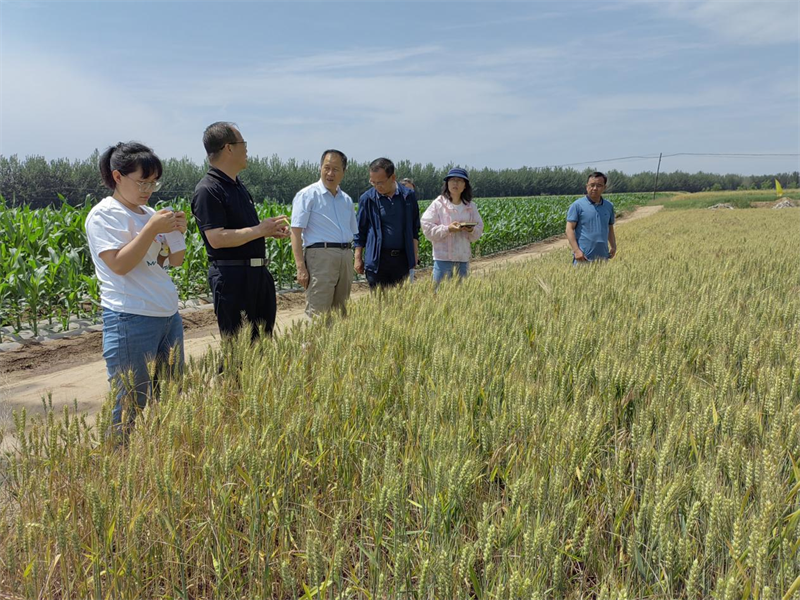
[
  {"left": 566, "top": 171, "right": 617, "bottom": 263},
  {"left": 291, "top": 149, "right": 358, "bottom": 317}
]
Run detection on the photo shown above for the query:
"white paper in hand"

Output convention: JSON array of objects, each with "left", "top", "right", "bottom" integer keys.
[
  {"left": 164, "top": 230, "right": 186, "bottom": 252},
  {"left": 162, "top": 206, "right": 186, "bottom": 252}
]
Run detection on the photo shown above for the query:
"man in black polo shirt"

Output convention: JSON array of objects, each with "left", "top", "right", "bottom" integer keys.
[{"left": 191, "top": 122, "right": 289, "bottom": 340}]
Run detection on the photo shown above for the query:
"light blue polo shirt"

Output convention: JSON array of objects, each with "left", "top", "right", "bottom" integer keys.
[
  {"left": 291, "top": 180, "right": 358, "bottom": 246},
  {"left": 566, "top": 195, "right": 615, "bottom": 260}
]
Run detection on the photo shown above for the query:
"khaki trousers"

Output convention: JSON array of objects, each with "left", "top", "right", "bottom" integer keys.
[{"left": 304, "top": 247, "right": 354, "bottom": 318}]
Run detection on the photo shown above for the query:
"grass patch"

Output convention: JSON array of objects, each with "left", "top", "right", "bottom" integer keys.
[{"left": 652, "top": 189, "right": 800, "bottom": 210}]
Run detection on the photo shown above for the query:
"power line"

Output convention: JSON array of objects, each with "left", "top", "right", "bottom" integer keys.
[
  {"left": 542, "top": 155, "right": 661, "bottom": 168},
  {"left": 663, "top": 152, "right": 799, "bottom": 158},
  {"left": 539, "top": 152, "right": 799, "bottom": 169}
]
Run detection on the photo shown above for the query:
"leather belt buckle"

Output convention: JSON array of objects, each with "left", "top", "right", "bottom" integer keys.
[{"left": 250, "top": 258, "right": 265, "bottom": 267}]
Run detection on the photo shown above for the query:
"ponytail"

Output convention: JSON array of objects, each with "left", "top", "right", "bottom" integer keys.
[{"left": 99, "top": 142, "right": 123, "bottom": 189}]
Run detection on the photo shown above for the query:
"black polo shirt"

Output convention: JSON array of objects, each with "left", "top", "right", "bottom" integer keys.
[{"left": 191, "top": 167, "right": 265, "bottom": 262}]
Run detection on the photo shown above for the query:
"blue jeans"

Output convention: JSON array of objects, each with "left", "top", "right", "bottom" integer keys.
[
  {"left": 102, "top": 308, "right": 184, "bottom": 427},
  {"left": 432, "top": 260, "right": 469, "bottom": 288}
]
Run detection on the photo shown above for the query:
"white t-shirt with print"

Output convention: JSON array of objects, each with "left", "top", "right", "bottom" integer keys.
[{"left": 85, "top": 197, "right": 179, "bottom": 317}]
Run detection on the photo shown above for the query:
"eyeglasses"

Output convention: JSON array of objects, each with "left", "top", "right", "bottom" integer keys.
[
  {"left": 228, "top": 140, "right": 247, "bottom": 149},
  {"left": 124, "top": 175, "right": 162, "bottom": 193}
]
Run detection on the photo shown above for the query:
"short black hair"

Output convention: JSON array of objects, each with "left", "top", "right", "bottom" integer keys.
[
  {"left": 369, "top": 157, "right": 395, "bottom": 177},
  {"left": 587, "top": 171, "right": 607, "bottom": 184},
  {"left": 98, "top": 142, "right": 162, "bottom": 190},
  {"left": 203, "top": 122, "right": 240, "bottom": 158},
  {"left": 321, "top": 149, "right": 347, "bottom": 170}
]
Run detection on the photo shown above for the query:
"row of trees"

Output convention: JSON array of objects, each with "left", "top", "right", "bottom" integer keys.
[{"left": 1, "top": 152, "right": 797, "bottom": 208}]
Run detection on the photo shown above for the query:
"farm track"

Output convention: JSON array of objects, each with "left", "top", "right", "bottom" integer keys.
[{"left": 0, "top": 205, "right": 661, "bottom": 431}]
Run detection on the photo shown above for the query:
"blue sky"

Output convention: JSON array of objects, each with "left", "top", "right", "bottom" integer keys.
[{"left": 1, "top": 0, "right": 798, "bottom": 175}]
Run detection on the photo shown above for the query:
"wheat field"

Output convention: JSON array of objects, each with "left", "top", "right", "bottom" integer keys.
[{"left": 1, "top": 209, "right": 798, "bottom": 599}]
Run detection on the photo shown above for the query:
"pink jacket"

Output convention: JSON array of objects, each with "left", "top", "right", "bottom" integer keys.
[{"left": 421, "top": 195, "right": 484, "bottom": 262}]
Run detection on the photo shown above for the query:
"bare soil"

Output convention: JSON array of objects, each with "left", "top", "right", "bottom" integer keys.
[
  {"left": 0, "top": 205, "right": 661, "bottom": 428},
  {"left": 0, "top": 292, "right": 303, "bottom": 378}
]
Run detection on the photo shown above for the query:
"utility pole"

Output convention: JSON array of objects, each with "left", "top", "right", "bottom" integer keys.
[{"left": 653, "top": 153, "right": 663, "bottom": 201}]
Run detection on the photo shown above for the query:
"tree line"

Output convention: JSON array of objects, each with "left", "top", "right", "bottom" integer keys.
[{"left": 1, "top": 152, "right": 797, "bottom": 208}]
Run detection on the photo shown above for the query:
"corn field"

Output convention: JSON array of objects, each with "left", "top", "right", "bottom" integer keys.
[
  {"left": 1, "top": 209, "right": 798, "bottom": 599},
  {"left": 0, "top": 193, "right": 650, "bottom": 337}
]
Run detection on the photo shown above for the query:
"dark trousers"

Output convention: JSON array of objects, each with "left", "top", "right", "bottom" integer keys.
[
  {"left": 208, "top": 265, "right": 277, "bottom": 340},
  {"left": 365, "top": 250, "right": 410, "bottom": 289}
]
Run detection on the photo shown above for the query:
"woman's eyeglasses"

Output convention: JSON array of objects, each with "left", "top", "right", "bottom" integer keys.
[{"left": 124, "top": 175, "right": 163, "bottom": 193}]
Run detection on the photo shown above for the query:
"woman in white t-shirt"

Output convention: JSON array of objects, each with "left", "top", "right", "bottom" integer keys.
[
  {"left": 421, "top": 167, "right": 484, "bottom": 289},
  {"left": 85, "top": 142, "right": 187, "bottom": 434}
]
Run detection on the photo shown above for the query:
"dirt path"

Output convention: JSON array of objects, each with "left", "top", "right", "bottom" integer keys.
[{"left": 0, "top": 205, "right": 661, "bottom": 428}]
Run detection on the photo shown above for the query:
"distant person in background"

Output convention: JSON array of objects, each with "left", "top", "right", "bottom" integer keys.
[
  {"left": 354, "top": 158, "right": 420, "bottom": 289},
  {"left": 191, "top": 122, "right": 290, "bottom": 341},
  {"left": 86, "top": 141, "right": 186, "bottom": 436},
  {"left": 421, "top": 167, "right": 483, "bottom": 288},
  {"left": 290, "top": 149, "right": 357, "bottom": 318},
  {"left": 399, "top": 178, "right": 417, "bottom": 282},
  {"left": 566, "top": 171, "right": 616, "bottom": 264}
]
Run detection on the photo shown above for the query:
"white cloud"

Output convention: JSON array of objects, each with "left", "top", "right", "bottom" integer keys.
[
  {"left": 0, "top": 51, "right": 188, "bottom": 159},
  {"left": 656, "top": 0, "right": 799, "bottom": 45},
  {"left": 440, "top": 10, "right": 569, "bottom": 32},
  {"left": 1, "top": 8, "right": 796, "bottom": 176},
  {"left": 575, "top": 87, "right": 745, "bottom": 112},
  {"left": 266, "top": 46, "right": 442, "bottom": 75}
]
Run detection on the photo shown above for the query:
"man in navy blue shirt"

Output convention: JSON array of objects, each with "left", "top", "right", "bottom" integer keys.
[
  {"left": 354, "top": 158, "right": 420, "bottom": 289},
  {"left": 566, "top": 171, "right": 617, "bottom": 263}
]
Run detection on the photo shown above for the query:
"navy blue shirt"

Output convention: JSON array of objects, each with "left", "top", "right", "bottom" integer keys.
[
  {"left": 379, "top": 193, "right": 405, "bottom": 250},
  {"left": 566, "top": 195, "right": 615, "bottom": 260},
  {"left": 355, "top": 185, "right": 420, "bottom": 273},
  {"left": 191, "top": 167, "right": 265, "bottom": 261}
]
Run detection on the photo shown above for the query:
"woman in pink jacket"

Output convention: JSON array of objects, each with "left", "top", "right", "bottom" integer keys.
[{"left": 421, "top": 168, "right": 484, "bottom": 288}]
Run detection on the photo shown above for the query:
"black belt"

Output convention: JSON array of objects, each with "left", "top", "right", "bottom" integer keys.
[
  {"left": 306, "top": 242, "right": 352, "bottom": 249},
  {"left": 382, "top": 249, "right": 405, "bottom": 257},
  {"left": 211, "top": 258, "right": 268, "bottom": 267}
]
